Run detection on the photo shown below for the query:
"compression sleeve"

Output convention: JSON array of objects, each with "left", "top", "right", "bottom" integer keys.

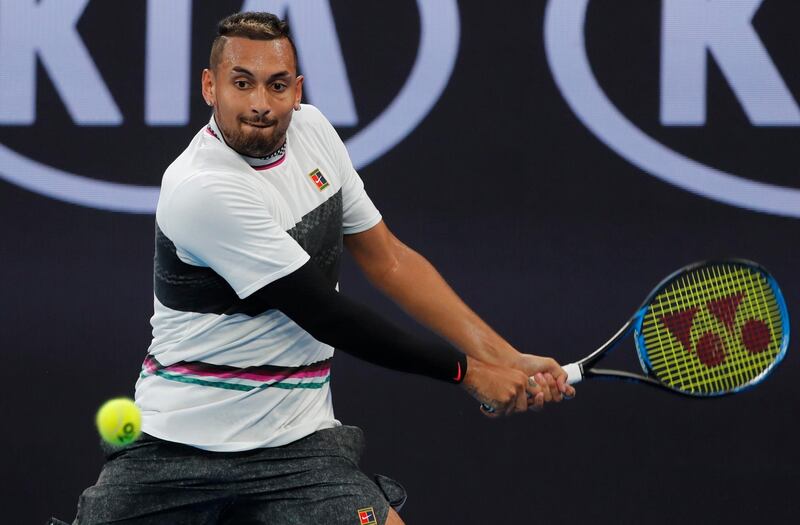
[{"left": 243, "top": 261, "right": 468, "bottom": 384}]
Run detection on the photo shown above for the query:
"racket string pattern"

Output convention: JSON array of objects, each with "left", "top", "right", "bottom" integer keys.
[
  {"left": 637, "top": 263, "right": 786, "bottom": 396},
  {"left": 478, "top": 260, "right": 787, "bottom": 413}
]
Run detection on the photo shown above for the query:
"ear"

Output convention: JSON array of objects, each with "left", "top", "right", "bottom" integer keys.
[
  {"left": 294, "top": 75, "right": 304, "bottom": 110},
  {"left": 201, "top": 69, "right": 215, "bottom": 107}
]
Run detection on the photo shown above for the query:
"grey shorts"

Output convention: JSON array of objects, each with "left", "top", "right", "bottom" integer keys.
[{"left": 72, "top": 425, "right": 405, "bottom": 525}]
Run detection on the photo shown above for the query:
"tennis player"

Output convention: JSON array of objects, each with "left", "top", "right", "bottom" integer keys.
[{"left": 70, "top": 12, "right": 575, "bottom": 525}]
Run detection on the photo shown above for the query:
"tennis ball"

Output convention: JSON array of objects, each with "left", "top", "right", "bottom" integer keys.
[{"left": 95, "top": 397, "right": 141, "bottom": 446}]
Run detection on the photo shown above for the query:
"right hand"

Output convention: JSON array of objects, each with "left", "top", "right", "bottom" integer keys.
[{"left": 461, "top": 356, "right": 542, "bottom": 417}]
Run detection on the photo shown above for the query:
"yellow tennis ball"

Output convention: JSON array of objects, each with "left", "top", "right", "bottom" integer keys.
[{"left": 95, "top": 398, "right": 141, "bottom": 446}]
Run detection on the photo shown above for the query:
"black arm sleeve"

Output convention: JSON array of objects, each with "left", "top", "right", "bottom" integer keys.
[{"left": 242, "top": 261, "right": 467, "bottom": 384}]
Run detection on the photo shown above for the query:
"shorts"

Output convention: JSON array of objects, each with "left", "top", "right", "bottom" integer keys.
[{"left": 71, "top": 425, "right": 405, "bottom": 525}]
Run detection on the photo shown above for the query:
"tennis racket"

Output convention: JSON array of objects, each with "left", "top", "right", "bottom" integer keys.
[{"left": 483, "top": 260, "right": 789, "bottom": 411}]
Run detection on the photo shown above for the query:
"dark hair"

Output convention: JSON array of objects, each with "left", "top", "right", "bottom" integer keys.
[{"left": 209, "top": 12, "right": 297, "bottom": 71}]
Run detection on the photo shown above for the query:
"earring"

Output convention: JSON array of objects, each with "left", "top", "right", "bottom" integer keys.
[
  {"left": 294, "top": 104, "right": 301, "bottom": 111},
  {"left": 206, "top": 100, "right": 213, "bottom": 107}
]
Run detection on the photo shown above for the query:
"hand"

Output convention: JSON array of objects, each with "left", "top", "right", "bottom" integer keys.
[
  {"left": 513, "top": 354, "right": 577, "bottom": 403},
  {"left": 461, "top": 356, "right": 543, "bottom": 417}
]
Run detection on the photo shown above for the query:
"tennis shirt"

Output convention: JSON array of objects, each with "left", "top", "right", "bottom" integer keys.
[{"left": 135, "top": 105, "right": 382, "bottom": 452}]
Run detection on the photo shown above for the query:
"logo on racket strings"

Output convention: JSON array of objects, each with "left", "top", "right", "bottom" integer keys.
[{"left": 660, "top": 291, "right": 771, "bottom": 367}]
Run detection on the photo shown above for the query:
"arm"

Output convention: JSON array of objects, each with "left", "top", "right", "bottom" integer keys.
[
  {"left": 344, "top": 221, "right": 575, "bottom": 400},
  {"left": 246, "top": 261, "right": 535, "bottom": 415}
]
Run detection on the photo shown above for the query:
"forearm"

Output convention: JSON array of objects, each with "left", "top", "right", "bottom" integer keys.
[
  {"left": 361, "top": 240, "right": 522, "bottom": 367},
  {"left": 365, "top": 249, "right": 574, "bottom": 400}
]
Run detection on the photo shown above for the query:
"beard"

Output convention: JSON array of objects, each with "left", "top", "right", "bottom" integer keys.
[{"left": 218, "top": 115, "right": 289, "bottom": 158}]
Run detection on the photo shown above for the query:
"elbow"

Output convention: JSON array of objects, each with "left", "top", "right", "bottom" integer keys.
[{"left": 367, "top": 241, "right": 407, "bottom": 287}]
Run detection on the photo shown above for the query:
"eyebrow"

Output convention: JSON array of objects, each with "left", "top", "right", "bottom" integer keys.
[
  {"left": 230, "top": 67, "right": 292, "bottom": 83},
  {"left": 230, "top": 66, "right": 255, "bottom": 77}
]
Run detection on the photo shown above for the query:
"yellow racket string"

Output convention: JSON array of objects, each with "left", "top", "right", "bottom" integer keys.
[{"left": 639, "top": 264, "right": 784, "bottom": 395}]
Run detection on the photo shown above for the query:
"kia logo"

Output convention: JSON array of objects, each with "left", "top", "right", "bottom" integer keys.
[
  {"left": 545, "top": 0, "right": 800, "bottom": 218},
  {"left": 0, "top": 0, "right": 460, "bottom": 213}
]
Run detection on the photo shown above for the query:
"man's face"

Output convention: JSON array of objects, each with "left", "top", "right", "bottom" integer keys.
[{"left": 202, "top": 37, "right": 303, "bottom": 158}]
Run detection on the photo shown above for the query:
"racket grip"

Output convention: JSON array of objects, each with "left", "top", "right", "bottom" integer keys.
[
  {"left": 480, "top": 366, "right": 582, "bottom": 413},
  {"left": 562, "top": 362, "right": 583, "bottom": 385}
]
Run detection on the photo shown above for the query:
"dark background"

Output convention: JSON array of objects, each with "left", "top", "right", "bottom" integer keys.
[{"left": 2, "top": 1, "right": 797, "bottom": 523}]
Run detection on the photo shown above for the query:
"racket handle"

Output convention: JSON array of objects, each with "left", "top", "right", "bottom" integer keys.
[
  {"left": 480, "top": 365, "right": 581, "bottom": 413},
  {"left": 562, "top": 362, "right": 583, "bottom": 385}
]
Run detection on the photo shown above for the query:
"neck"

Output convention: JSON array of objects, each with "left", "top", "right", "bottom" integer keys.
[{"left": 207, "top": 115, "right": 288, "bottom": 171}]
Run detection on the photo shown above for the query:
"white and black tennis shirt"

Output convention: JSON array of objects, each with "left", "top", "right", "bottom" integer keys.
[{"left": 135, "top": 105, "right": 382, "bottom": 451}]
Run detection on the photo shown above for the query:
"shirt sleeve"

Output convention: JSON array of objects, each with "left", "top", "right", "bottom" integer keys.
[
  {"left": 310, "top": 106, "right": 382, "bottom": 234},
  {"left": 340, "top": 163, "right": 383, "bottom": 234},
  {"left": 161, "top": 172, "right": 310, "bottom": 299}
]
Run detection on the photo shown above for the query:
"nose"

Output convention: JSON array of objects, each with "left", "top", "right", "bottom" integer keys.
[{"left": 250, "top": 86, "right": 271, "bottom": 118}]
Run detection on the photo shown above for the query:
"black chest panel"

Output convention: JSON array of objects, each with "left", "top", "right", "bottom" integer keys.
[{"left": 154, "top": 189, "right": 343, "bottom": 316}]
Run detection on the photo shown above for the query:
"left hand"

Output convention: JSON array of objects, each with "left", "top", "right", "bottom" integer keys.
[{"left": 513, "top": 354, "right": 577, "bottom": 406}]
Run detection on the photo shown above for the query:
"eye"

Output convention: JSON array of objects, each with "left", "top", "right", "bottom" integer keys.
[
  {"left": 234, "top": 80, "right": 250, "bottom": 89},
  {"left": 272, "top": 82, "right": 288, "bottom": 92}
]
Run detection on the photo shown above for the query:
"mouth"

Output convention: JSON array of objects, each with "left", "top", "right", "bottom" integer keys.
[{"left": 242, "top": 120, "right": 275, "bottom": 129}]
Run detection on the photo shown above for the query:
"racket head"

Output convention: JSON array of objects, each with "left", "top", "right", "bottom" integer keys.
[{"left": 633, "top": 260, "right": 789, "bottom": 397}]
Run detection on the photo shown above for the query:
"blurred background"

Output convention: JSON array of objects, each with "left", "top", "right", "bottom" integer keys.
[{"left": 1, "top": 1, "right": 797, "bottom": 523}]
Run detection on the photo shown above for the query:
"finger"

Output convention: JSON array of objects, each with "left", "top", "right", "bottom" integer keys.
[
  {"left": 556, "top": 373, "right": 568, "bottom": 394},
  {"left": 503, "top": 396, "right": 516, "bottom": 417},
  {"left": 564, "top": 384, "right": 577, "bottom": 399},
  {"left": 536, "top": 373, "right": 552, "bottom": 403},
  {"left": 545, "top": 373, "right": 562, "bottom": 402},
  {"left": 542, "top": 373, "right": 560, "bottom": 402},
  {"left": 525, "top": 376, "right": 541, "bottom": 406},
  {"left": 504, "top": 382, "right": 524, "bottom": 416},
  {"left": 528, "top": 392, "right": 544, "bottom": 412},
  {"left": 514, "top": 383, "right": 528, "bottom": 413},
  {"left": 525, "top": 381, "right": 539, "bottom": 408}
]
